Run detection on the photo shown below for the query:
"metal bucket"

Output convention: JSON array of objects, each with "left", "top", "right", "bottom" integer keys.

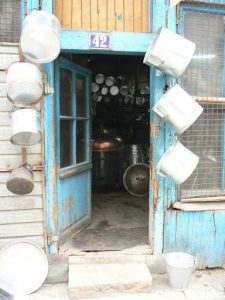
[
  {"left": 120, "top": 85, "right": 129, "bottom": 96},
  {"left": 125, "top": 144, "right": 145, "bottom": 165},
  {"left": 124, "top": 95, "right": 134, "bottom": 105},
  {"left": 6, "top": 164, "right": 34, "bottom": 195},
  {"left": 95, "top": 74, "right": 105, "bottom": 84},
  {"left": 20, "top": 11, "right": 61, "bottom": 63},
  {"left": 110, "top": 85, "right": 119, "bottom": 96},
  {"left": 10, "top": 108, "right": 41, "bottom": 146},
  {"left": 6, "top": 62, "right": 43, "bottom": 106},
  {"left": 165, "top": 252, "right": 195, "bottom": 291},
  {"left": 157, "top": 141, "right": 199, "bottom": 184},
  {"left": 105, "top": 76, "right": 116, "bottom": 87},
  {"left": 123, "top": 163, "right": 149, "bottom": 197},
  {"left": 91, "top": 82, "right": 99, "bottom": 93},
  {"left": 153, "top": 84, "right": 203, "bottom": 134},
  {"left": 144, "top": 27, "right": 196, "bottom": 77},
  {"left": 101, "top": 86, "right": 108, "bottom": 96}
]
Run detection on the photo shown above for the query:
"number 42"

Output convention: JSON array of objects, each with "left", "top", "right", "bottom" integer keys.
[{"left": 92, "top": 34, "right": 108, "bottom": 48}]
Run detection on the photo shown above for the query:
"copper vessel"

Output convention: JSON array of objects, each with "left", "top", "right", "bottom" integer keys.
[{"left": 92, "top": 131, "right": 123, "bottom": 152}]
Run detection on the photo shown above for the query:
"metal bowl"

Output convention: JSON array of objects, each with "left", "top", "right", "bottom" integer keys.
[{"left": 123, "top": 163, "right": 149, "bottom": 197}]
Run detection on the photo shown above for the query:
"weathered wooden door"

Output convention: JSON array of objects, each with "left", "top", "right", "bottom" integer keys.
[{"left": 55, "top": 57, "right": 92, "bottom": 245}]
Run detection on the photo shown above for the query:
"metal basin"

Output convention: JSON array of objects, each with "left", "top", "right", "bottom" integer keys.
[{"left": 123, "top": 163, "right": 149, "bottom": 197}]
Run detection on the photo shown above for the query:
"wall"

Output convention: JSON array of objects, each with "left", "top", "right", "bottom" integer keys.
[
  {"left": 55, "top": 0, "right": 149, "bottom": 32},
  {"left": 0, "top": 44, "right": 45, "bottom": 249}
]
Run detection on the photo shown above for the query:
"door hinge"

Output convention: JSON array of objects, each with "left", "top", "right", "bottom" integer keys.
[
  {"left": 47, "top": 235, "right": 59, "bottom": 246},
  {"left": 44, "top": 74, "right": 55, "bottom": 95}
]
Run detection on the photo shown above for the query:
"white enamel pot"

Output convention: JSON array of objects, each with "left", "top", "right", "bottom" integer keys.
[
  {"left": 20, "top": 11, "right": 61, "bottom": 63},
  {"left": 10, "top": 108, "right": 42, "bottom": 146},
  {"left": 157, "top": 141, "right": 199, "bottom": 184},
  {"left": 144, "top": 27, "right": 196, "bottom": 77},
  {"left": 6, "top": 62, "right": 43, "bottom": 106},
  {"left": 153, "top": 84, "right": 203, "bottom": 134}
]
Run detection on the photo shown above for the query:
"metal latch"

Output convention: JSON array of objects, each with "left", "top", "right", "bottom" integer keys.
[
  {"left": 47, "top": 235, "right": 59, "bottom": 246},
  {"left": 44, "top": 74, "right": 55, "bottom": 95}
]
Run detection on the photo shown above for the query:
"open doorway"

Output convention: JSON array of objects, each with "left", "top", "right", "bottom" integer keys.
[{"left": 59, "top": 54, "right": 150, "bottom": 253}]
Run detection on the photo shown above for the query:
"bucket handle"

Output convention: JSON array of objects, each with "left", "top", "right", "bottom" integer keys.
[{"left": 157, "top": 169, "right": 167, "bottom": 177}]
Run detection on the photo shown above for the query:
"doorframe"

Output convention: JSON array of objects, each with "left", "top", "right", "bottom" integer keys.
[{"left": 40, "top": 0, "right": 177, "bottom": 254}]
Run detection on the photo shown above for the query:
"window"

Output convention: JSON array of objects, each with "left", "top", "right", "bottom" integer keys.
[
  {"left": 180, "top": 10, "right": 225, "bottom": 199},
  {"left": 59, "top": 67, "right": 90, "bottom": 168},
  {"left": 0, "top": 0, "right": 22, "bottom": 43}
]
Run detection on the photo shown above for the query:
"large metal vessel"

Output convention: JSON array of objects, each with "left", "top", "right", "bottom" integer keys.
[{"left": 92, "top": 130, "right": 124, "bottom": 191}]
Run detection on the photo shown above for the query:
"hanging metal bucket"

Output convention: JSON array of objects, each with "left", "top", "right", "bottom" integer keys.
[
  {"left": 153, "top": 84, "right": 203, "bottom": 134},
  {"left": 144, "top": 27, "right": 196, "bottom": 77},
  {"left": 6, "top": 164, "right": 34, "bottom": 195},
  {"left": 157, "top": 141, "right": 199, "bottom": 184},
  {"left": 10, "top": 108, "right": 42, "bottom": 146},
  {"left": 123, "top": 163, "right": 149, "bottom": 197},
  {"left": 6, "top": 62, "right": 43, "bottom": 106},
  {"left": 20, "top": 11, "right": 61, "bottom": 63}
]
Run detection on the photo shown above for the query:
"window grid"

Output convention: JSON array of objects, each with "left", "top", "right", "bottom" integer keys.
[{"left": 179, "top": 10, "right": 225, "bottom": 199}]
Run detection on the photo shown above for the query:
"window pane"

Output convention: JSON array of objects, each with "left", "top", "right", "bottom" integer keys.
[
  {"left": 0, "top": 0, "right": 21, "bottom": 43},
  {"left": 60, "top": 120, "right": 73, "bottom": 168},
  {"left": 180, "top": 105, "right": 224, "bottom": 198},
  {"left": 76, "top": 120, "right": 87, "bottom": 164},
  {"left": 60, "top": 69, "right": 73, "bottom": 116},
  {"left": 76, "top": 75, "right": 87, "bottom": 117},
  {"left": 183, "top": 12, "right": 224, "bottom": 97}
]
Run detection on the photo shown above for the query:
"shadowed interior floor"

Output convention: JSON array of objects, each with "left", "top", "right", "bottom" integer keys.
[{"left": 65, "top": 193, "right": 148, "bottom": 252}]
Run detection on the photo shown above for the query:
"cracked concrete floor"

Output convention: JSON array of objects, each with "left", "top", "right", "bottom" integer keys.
[{"left": 12, "top": 269, "right": 225, "bottom": 300}]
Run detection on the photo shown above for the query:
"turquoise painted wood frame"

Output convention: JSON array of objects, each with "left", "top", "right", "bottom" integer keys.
[{"left": 24, "top": 0, "right": 165, "bottom": 253}]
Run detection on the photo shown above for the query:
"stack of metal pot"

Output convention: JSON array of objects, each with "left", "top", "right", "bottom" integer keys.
[
  {"left": 5, "top": 10, "right": 61, "bottom": 195},
  {"left": 123, "top": 144, "right": 150, "bottom": 197},
  {"left": 91, "top": 73, "right": 149, "bottom": 115}
]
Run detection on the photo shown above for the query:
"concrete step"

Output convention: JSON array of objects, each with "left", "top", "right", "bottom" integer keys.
[{"left": 68, "top": 262, "right": 152, "bottom": 299}]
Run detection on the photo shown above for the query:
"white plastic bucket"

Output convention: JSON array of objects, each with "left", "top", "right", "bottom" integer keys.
[
  {"left": 157, "top": 141, "right": 199, "bottom": 184},
  {"left": 0, "top": 241, "right": 48, "bottom": 296},
  {"left": 10, "top": 108, "right": 42, "bottom": 146},
  {"left": 20, "top": 11, "right": 61, "bottom": 63},
  {"left": 165, "top": 252, "right": 195, "bottom": 291},
  {"left": 144, "top": 27, "right": 196, "bottom": 77},
  {"left": 153, "top": 84, "right": 203, "bottom": 134},
  {"left": 7, "top": 62, "right": 43, "bottom": 106}
]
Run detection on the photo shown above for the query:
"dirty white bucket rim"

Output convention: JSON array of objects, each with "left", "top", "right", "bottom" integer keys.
[
  {"left": 0, "top": 241, "right": 48, "bottom": 296},
  {"left": 165, "top": 252, "right": 195, "bottom": 268}
]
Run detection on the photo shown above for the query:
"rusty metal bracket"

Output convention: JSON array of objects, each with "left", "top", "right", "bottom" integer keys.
[
  {"left": 44, "top": 73, "right": 55, "bottom": 95},
  {"left": 47, "top": 235, "right": 59, "bottom": 246}
]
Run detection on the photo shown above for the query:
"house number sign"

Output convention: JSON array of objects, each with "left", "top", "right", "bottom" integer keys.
[{"left": 90, "top": 33, "right": 111, "bottom": 50}]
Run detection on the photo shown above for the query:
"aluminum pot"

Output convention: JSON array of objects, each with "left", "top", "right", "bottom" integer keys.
[
  {"left": 7, "top": 62, "right": 43, "bottom": 106},
  {"left": 6, "top": 164, "right": 34, "bottom": 195},
  {"left": 110, "top": 85, "right": 119, "bottom": 96},
  {"left": 95, "top": 74, "right": 105, "bottom": 84},
  {"left": 10, "top": 108, "right": 41, "bottom": 146},
  {"left": 20, "top": 11, "right": 61, "bottom": 63},
  {"left": 123, "top": 163, "right": 149, "bottom": 197},
  {"left": 120, "top": 85, "right": 129, "bottom": 96},
  {"left": 105, "top": 76, "right": 116, "bottom": 87}
]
